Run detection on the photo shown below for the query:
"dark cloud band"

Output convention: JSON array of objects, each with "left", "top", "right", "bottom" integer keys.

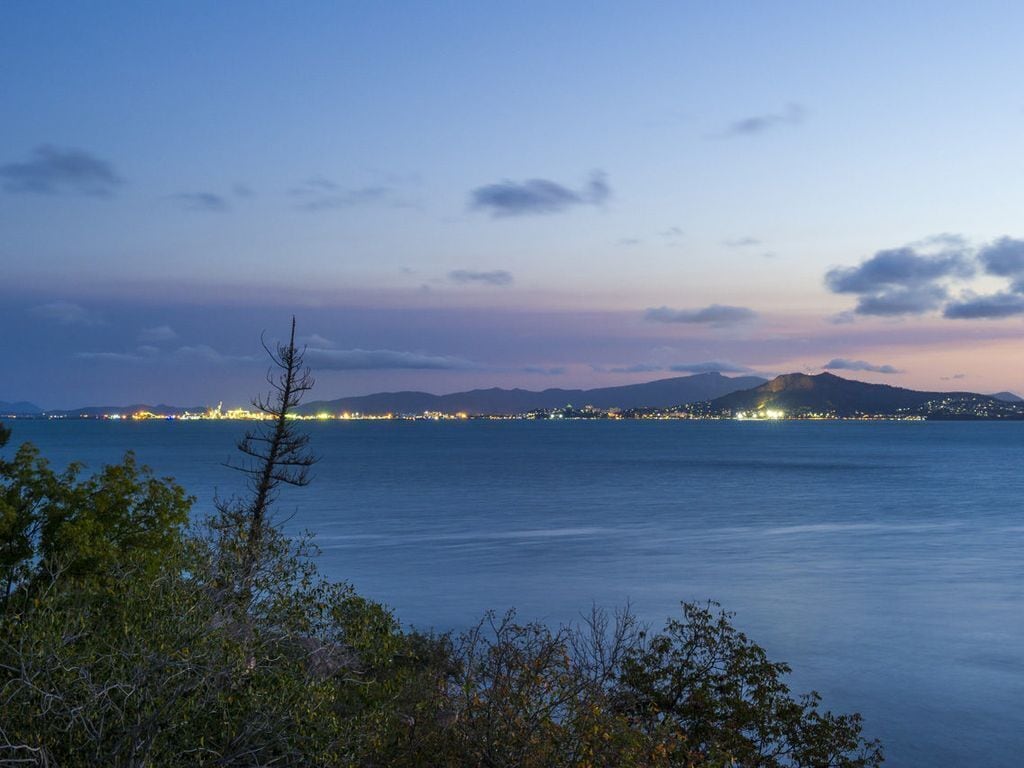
[{"left": 645, "top": 304, "right": 757, "bottom": 326}]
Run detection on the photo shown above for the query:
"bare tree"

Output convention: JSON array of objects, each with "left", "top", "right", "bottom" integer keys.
[{"left": 218, "top": 317, "right": 317, "bottom": 585}]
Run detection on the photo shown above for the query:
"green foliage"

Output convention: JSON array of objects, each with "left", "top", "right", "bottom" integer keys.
[
  {"left": 615, "top": 602, "right": 883, "bottom": 767},
  {"left": 0, "top": 434, "right": 192, "bottom": 599}
]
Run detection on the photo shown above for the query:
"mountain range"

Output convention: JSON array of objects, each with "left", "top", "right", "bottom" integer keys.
[
  {"left": 296, "top": 372, "right": 768, "bottom": 415},
  {"left": 3, "top": 372, "right": 1022, "bottom": 418}
]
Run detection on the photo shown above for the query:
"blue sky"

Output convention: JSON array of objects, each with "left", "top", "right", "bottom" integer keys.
[{"left": 3, "top": 1, "right": 1024, "bottom": 407}]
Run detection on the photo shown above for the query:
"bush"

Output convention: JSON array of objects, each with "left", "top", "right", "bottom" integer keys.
[{"left": 383, "top": 606, "right": 882, "bottom": 768}]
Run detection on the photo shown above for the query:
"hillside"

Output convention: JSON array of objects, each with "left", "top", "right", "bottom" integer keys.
[
  {"left": 298, "top": 372, "right": 768, "bottom": 415},
  {"left": 991, "top": 391, "right": 1023, "bottom": 403},
  {"left": 0, "top": 401, "right": 42, "bottom": 416},
  {"left": 710, "top": 372, "right": 1015, "bottom": 417}
]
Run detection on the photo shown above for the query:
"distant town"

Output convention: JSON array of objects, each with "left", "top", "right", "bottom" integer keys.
[
  {"left": 4, "top": 372, "right": 1023, "bottom": 422},
  {"left": 5, "top": 397, "right": 1024, "bottom": 423}
]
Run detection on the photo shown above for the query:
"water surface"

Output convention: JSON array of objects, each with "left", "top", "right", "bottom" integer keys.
[{"left": 6, "top": 419, "right": 1023, "bottom": 766}]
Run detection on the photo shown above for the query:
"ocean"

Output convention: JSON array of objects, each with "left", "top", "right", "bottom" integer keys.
[{"left": 4, "top": 418, "right": 1022, "bottom": 766}]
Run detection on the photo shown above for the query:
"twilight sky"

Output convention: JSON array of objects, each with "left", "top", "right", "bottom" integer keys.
[{"left": 3, "top": 2, "right": 1024, "bottom": 408}]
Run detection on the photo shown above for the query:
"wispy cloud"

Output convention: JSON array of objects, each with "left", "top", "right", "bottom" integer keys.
[
  {"left": 138, "top": 324, "right": 178, "bottom": 343},
  {"left": 644, "top": 304, "right": 757, "bottom": 327},
  {"left": 1, "top": 146, "right": 123, "bottom": 196},
  {"left": 470, "top": 171, "right": 609, "bottom": 217},
  {"left": 824, "top": 358, "right": 902, "bottom": 374},
  {"left": 30, "top": 301, "right": 105, "bottom": 326},
  {"left": 305, "top": 347, "right": 482, "bottom": 371},
  {"left": 720, "top": 104, "right": 804, "bottom": 137},
  {"left": 75, "top": 350, "right": 152, "bottom": 363},
  {"left": 607, "top": 360, "right": 756, "bottom": 374},
  {"left": 669, "top": 360, "right": 756, "bottom": 374},
  {"left": 448, "top": 269, "right": 514, "bottom": 286},
  {"left": 290, "top": 176, "right": 395, "bottom": 211},
  {"left": 298, "top": 333, "right": 335, "bottom": 348},
  {"left": 723, "top": 237, "right": 761, "bottom": 247},
  {"left": 909, "top": 233, "right": 969, "bottom": 249},
  {"left": 173, "top": 192, "right": 230, "bottom": 212},
  {"left": 606, "top": 363, "right": 664, "bottom": 374},
  {"left": 75, "top": 344, "right": 255, "bottom": 364}
]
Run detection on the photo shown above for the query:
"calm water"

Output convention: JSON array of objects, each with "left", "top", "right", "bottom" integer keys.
[{"left": 4, "top": 419, "right": 1023, "bottom": 766}]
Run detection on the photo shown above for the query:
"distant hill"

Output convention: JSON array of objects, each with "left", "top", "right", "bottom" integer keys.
[
  {"left": 710, "top": 372, "right": 1016, "bottom": 418},
  {"left": 991, "top": 391, "right": 1023, "bottom": 403},
  {"left": 298, "top": 372, "right": 768, "bottom": 416},
  {"left": 0, "top": 400, "right": 42, "bottom": 416}
]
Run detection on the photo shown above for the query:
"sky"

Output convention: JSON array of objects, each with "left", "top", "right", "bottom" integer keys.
[{"left": 3, "top": 1, "right": 1024, "bottom": 408}]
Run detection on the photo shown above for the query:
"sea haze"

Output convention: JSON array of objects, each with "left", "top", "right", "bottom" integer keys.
[{"left": 5, "top": 419, "right": 1024, "bottom": 767}]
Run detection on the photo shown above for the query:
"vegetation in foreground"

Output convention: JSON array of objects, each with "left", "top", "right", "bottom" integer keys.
[{"left": 0, "top": 324, "right": 882, "bottom": 767}]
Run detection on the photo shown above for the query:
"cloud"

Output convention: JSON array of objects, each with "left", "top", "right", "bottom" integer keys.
[
  {"left": 909, "top": 232, "right": 968, "bottom": 249},
  {"left": 828, "top": 311, "right": 856, "bottom": 325},
  {"left": 853, "top": 285, "right": 949, "bottom": 316},
  {"left": 644, "top": 304, "right": 757, "bottom": 327},
  {"left": 304, "top": 347, "right": 482, "bottom": 371},
  {"left": 825, "top": 243, "right": 974, "bottom": 317},
  {"left": 721, "top": 104, "right": 804, "bottom": 137},
  {"left": 138, "top": 324, "right": 178, "bottom": 343},
  {"left": 448, "top": 269, "right": 514, "bottom": 286},
  {"left": 824, "top": 358, "right": 902, "bottom": 374},
  {"left": 470, "top": 171, "right": 609, "bottom": 217},
  {"left": 522, "top": 365, "right": 565, "bottom": 375},
  {"left": 616, "top": 237, "right": 641, "bottom": 247},
  {"left": 825, "top": 247, "right": 972, "bottom": 294},
  {"left": 298, "top": 333, "right": 335, "bottom": 348},
  {"left": 978, "top": 237, "right": 1024, "bottom": 280},
  {"left": 723, "top": 237, "right": 761, "bottom": 247},
  {"left": 30, "top": 301, "right": 105, "bottom": 326},
  {"left": 668, "top": 360, "right": 756, "bottom": 374},
  {"left": 173, "top": 192, "right": 229, "bottom": 212},
  {"left": 173, "top": 345, "right": 256, "bottom": 363},
  {"left": 290, "top": 176, "right": 394, "bottom": 211},
  {"left": 0, "top": 145, "right": 123, "bottom": 196},
  {"left": 943, "top": 292, "right": 1024, "bottom": 319},
  {"left": 74, "top": 350, "right": 145, "bottom": 363},
  {"left": 607, "top": 360, "right": 755, "bottom": 374},
  {"left": 607, "top": 363, "right": 665, "bottom": 374},
  {"left": 75, "top": 344, "right": 255, "bottom": 364}
]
